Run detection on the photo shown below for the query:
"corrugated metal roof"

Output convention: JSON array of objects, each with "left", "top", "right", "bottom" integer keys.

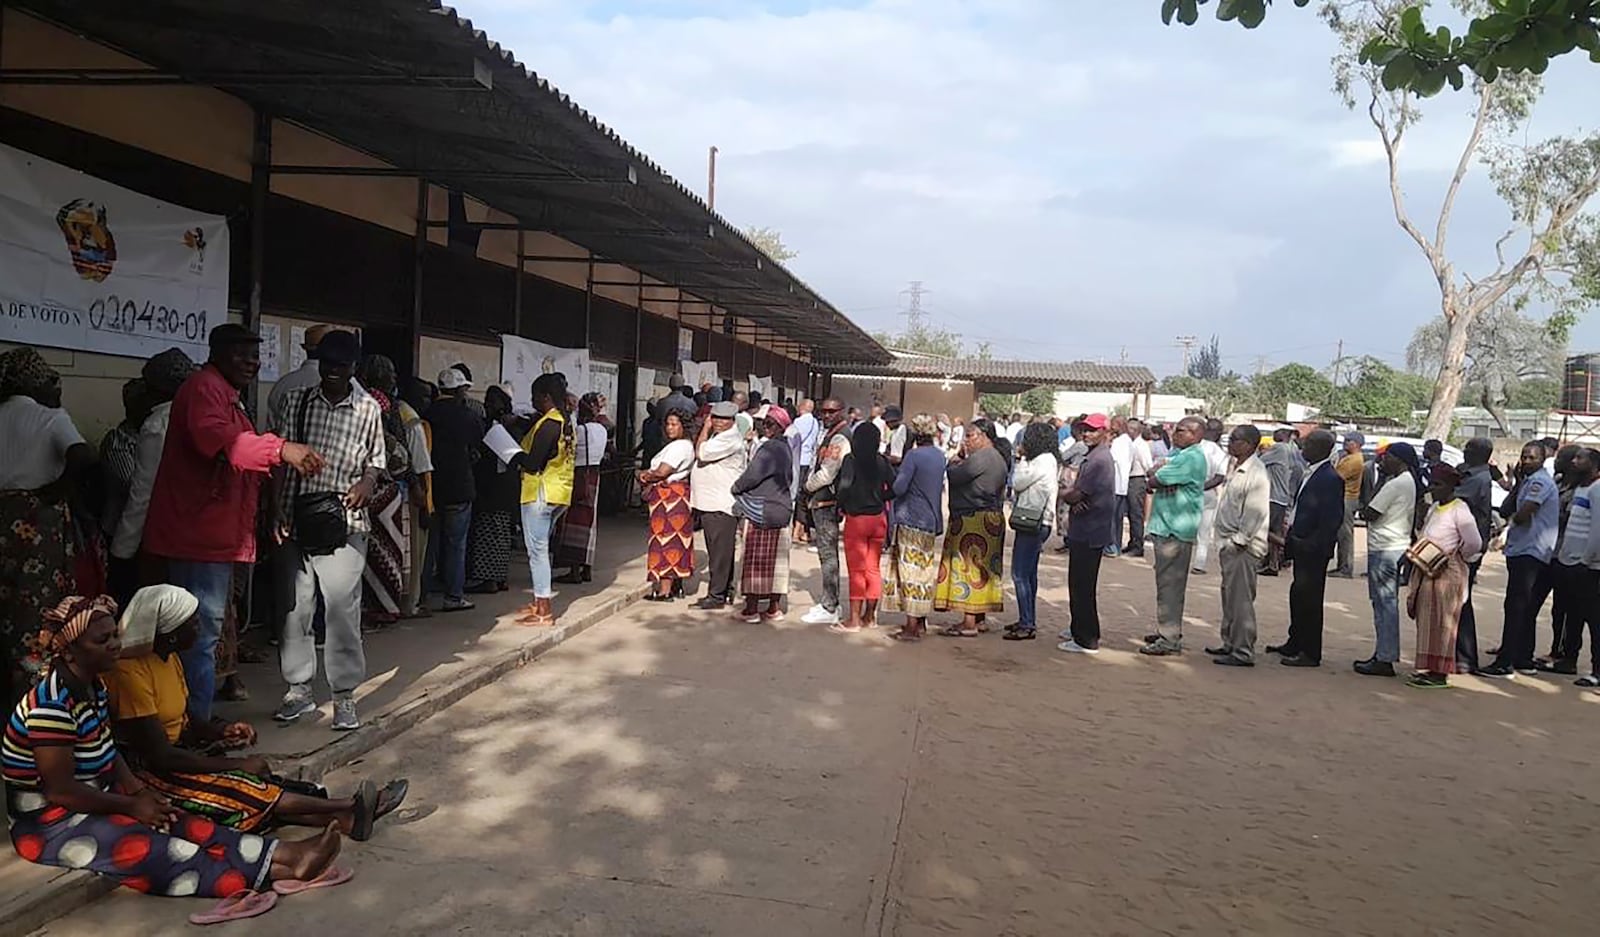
[
  {"left": 13, "top": 0, "right": 890, "bottom": 364},
  {"left": 826, "top": 357, "right": 1157, "bottom": 390}
]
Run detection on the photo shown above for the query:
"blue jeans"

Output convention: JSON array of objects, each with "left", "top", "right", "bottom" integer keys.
[
  {"left": 435, "top": 502, "right": 473, "bottom": 604},
  {"left": 521, "top": 497, "right": 558, "bottom": 599},
  {"left": 1367, "top": 549, "right": 1405, "bottom": 663},
  {"left": 166, "top": 559, "right": 233, "bottom": 723},
  {"left": 1011, "top": 524, "right": 1050, "bottom": 632}
]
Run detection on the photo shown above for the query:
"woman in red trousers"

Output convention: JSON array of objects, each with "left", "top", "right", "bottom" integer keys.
[{"left": 832, "top": 423, "right": 895, "bottom": 633}]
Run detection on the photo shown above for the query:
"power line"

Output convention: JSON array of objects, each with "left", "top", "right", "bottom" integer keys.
[{"left": 1175, "top": 335, "right": 1198, "bottom": 374}]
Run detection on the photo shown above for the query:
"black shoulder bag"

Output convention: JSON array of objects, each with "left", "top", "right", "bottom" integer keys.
[{"left": 291, "top": 390, "right": 348, "bottom": 555}]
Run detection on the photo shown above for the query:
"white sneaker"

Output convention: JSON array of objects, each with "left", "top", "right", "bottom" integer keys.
[
  {"left": 807, "top": 544, "right": 819, "bottom": 553},
  {"left": 1057, "top": 640, "right": 1100, "bottom": 655},
  {"left": 801, "top": 605, "right": 840, "bottom": 625},
  {"left": 1058, "top": 628, "right": 1073, "bottom": 641}
]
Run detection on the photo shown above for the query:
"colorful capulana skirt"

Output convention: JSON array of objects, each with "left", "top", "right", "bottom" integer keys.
[
  {"left": 555, "top": 466, "right": 601, "bottom": 568},
  {"left": 362, "top": 480, "right": 410, "bottom": 617},
  {"left": 646, "top": 480, "right": 695, "bottom": 582},
  {"left": 933, "top": 511, "right": 1006, "bottom": 614},
  {"left": 882, "top": 526, "right": 939, "bottom": 618},
  {"left": 740, "top": 525, "right": 792, "bottom": 596},
  {"left": 0, "top": 490, "right": 77, "bottom": 699},
  {"left": 8, "top": 799, "right": 275, "bottom": 898},
  {"left": 1412, "top": 552, "right": 1470, "bottom": 674},
  {"left": 135, "top": 769, "right": 286, "bottom": 833}
]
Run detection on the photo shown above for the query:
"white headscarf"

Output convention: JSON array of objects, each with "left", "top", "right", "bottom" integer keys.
[{"left": 119, "top": 584, "right": 199, "bottom": 658}]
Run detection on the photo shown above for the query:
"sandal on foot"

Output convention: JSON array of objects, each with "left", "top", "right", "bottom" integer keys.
[
  {"left": 373, "top": 779, "right": 409, "bottom": 822},
  {"left": 1575, "top": 674, "right": 1600, "bottom": 688},
  {"left": 190, "top": 889, "right": 278, "bottom": 925},
  {"left": 828, "top": 623, "right": 862, "bottom": 634},
  {"left": 1002, "top": 629, "right": 1037, "bottom": 641},
  {"left": 939, "top": 626, "right": 981, "bottom": 638},
  {"left": 351, "top": 780, "right": 378, "bottom": 842},
  {"left": 890, "top": 631, "right": 923, "bottom": 643}
]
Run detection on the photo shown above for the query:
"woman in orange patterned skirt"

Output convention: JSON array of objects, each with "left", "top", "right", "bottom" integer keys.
[
  {"left": 934, "top": 419, "right": 1009, "bottom": 637},
  {"left": 640, "top": 410, "right": 696, "bottom": 601}
]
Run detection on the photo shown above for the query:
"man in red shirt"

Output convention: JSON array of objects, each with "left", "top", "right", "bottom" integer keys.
[{"left": 143, "top": 324, "right": 322, "bottom": 721}]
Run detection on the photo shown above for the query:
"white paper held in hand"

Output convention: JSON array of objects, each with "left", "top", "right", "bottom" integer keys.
[{"left": 484, "top": 423, "right": 524, "bottom": 465}]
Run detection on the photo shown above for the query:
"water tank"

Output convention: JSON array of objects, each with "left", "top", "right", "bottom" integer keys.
[{"left": 1562, "top": 354, "right": 1600, "bottom": 413}]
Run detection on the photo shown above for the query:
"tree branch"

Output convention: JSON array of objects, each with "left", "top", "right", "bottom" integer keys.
[
  {"left": 1435, "top": 81, "right": 1495, "bottom": 258},
  {"left": 1369, "top": 88, "right": 1435, "bottom": 267}
]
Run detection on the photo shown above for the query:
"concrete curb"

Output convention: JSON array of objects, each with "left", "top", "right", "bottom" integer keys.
[{"left": 0, "top": 583, "right": 647, "bottom": 937}]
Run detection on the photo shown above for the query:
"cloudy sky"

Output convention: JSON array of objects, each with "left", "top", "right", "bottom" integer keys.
[{"left": 459, "top": 0, "right": 1600, "bottom": 378}]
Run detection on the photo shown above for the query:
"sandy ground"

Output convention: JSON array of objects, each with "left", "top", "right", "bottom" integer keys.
[{"left": 29, "top": 537, "right": 1600, "bottom": 936}]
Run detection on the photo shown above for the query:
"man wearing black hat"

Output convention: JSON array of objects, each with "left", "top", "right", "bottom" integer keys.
[
  {"left": 144, "top": 324, "right": 324, "bottom": 724},
  {"left": 268, "top": 328, "right": 386, "bottom": 732}
]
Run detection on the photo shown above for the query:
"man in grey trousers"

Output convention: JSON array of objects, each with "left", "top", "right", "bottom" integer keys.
[
  {"left": 800, "top": 399, "right": 852, "bottom": 626},
  {"left": 269, "top": 330, "right": 386, "bottom": 732},
  {"left": 1140, "top": 417, "right": 1209, "bottom": 656},
  {"left": 1208, "top": 425, "right": 1271, "bottom": 666}
]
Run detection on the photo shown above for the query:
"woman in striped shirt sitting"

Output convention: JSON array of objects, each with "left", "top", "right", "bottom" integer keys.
[{"left": 4, "top": 595, "right": 342, "bottom": 902}]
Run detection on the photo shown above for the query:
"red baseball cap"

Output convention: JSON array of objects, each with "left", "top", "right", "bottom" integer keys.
[{"left": 1073, "top": 413, "right": 1109, "bottom": 431}]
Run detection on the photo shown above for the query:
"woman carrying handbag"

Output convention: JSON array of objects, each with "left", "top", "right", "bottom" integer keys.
[{"left": 1405, "top": 463, "right": 1483, "bottom": 689}]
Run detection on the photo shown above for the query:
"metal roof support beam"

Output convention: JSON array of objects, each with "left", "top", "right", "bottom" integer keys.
[
  {"left": 0, "top": 68, "right": 495, "bottom": 89},
  {"left": 273, "top": 165, "right": 624, "bottom": 183}
]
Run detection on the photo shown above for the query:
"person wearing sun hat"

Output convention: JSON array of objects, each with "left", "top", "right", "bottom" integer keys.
[
  {"left": 732, "top": 404, "right": 796, "bottom": 622},
  {"left": 1057, "top": 414, "right": 1116, "bottom": 654}
]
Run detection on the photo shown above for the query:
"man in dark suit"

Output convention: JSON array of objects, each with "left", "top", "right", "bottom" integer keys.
[{"left": 1268, "top": 429, "right": 1344, "bottom": 667}]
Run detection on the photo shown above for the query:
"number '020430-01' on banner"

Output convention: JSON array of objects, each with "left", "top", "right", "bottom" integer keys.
[{"left": 0, "top": 142, "right": 229, "bottom": 361}]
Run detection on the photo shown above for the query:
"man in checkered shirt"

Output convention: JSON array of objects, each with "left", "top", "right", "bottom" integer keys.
[{"left": 268, "top": 329, "right": 385, "bottom": 732}]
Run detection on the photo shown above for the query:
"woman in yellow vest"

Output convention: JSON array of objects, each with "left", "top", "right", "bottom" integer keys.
[{"left": 507, "top": 373, "right": 574, "bottom": 625}]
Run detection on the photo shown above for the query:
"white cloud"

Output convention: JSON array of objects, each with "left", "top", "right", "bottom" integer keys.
[{"left": 453, "top": 0, "right": 1600, "bottom": 374}]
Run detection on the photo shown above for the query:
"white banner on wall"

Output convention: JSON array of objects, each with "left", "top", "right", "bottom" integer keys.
[
  {"left": 501, "top": 334, "right": 590, "bottom": 413},
  {"left": 589, "top": 361, "right": 619, "bottom": 420},
  {"left": 258, "top": 322, "right": 282, "bottom": 383},
  {"left": 0, "top": 143, "right": 229, "bottom": 361},
  {"left": 677, "top": 328, "right": 694, "bottom": 362},
  {"left": 679, "top": 359, "right": 720, "bottom": 390}
]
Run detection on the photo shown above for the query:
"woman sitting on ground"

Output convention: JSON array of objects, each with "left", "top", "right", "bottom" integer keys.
[
  {"left": 5, "top": 595, "right": 341, "bottom": 898},
  {"left": 832, "top": 422, "right": 894, "bottom": 633},
  {"left": 106, "top": 585, "right": 407, "bottom": 839}
]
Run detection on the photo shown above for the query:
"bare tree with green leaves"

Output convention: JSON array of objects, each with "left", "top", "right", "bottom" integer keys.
[
  {"left": 1324, "top": 0, "right": 1600, "bottom": 439},
  {"left": 1406, "top": 304, "right": 1564, "bottom": 432}
]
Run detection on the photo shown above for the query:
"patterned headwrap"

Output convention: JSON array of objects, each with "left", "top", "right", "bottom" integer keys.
[
  {"left": 142, "top": 347, "right": 198, "bottom": 399},
  {"left": 0, "top": 347, "right": 59, "bottom": 399},
  {"left": 36, "top": 595, "right": 119, "bottom": 659}
]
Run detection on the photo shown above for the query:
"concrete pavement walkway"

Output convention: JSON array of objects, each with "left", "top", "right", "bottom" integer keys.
[{"left": 2, "top": 515, "right": 657, "bottom": 937}]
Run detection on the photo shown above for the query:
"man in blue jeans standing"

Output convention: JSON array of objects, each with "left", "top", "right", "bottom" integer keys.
[
  {"left": 1483, "top": 442, "right": 1560, "bottom": 678},
  {"left": 423, "top": 368, "right": 481, "bottom": 613},
  {"left": 1354, "top": 443, "right": 1421, "bottom": 677}
]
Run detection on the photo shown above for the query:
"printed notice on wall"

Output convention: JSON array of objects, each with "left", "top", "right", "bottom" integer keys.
[{"left": 257, "top": 322, "right": 281, "bottom": 382}]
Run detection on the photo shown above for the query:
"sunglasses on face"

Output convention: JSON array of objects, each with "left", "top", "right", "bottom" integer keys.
[{"left": 820, "top": 406, "right": 843, "bottom": 414}]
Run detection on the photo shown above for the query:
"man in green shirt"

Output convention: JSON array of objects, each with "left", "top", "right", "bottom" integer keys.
[{"left": 1141, "top": 416, "right": 1210, "bottom": 656}]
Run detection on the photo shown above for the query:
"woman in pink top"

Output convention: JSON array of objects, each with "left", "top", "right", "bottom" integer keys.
[{"left": 1406, "top": 463, "right": 1483, "bottom": 689}]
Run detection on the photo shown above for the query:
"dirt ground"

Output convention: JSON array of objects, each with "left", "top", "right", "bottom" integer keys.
[{"left": 31, "top": 539, "right": 1600, "bottom": 937}]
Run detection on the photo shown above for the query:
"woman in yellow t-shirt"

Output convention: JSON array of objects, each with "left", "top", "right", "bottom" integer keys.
[
  {"left": 505, "top": 373, "right": 575, "bottom": 625},
  {"left": 105, "top": 585, "right": 407, "bottom": 839}
]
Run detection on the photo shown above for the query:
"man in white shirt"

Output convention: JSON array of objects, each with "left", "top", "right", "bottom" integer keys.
[
  {"left": 690, "top": 401, "right": 748, "bottom": 609},
  {"left": 1190, "top": 418, "right": 1232, "bottom": 574},
  {"left": 1125, "top": 418, "right": 1153, "bottom": 556},
  {"left": 1354, "top": 443, "right": 1421, "bottom": 676},
  {"left": 1108, "top": 416, "right": 1132, "bottom": 557},
  {"left": 1209, "top": 424, "right": 1272, "bottom": 666}
]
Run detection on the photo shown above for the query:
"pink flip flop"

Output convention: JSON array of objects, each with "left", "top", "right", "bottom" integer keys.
[
  {"left": 272, "top": 865, "right": 354, "bottom": 896},
  {"left": 189, "top": 889, "right": 278, "bottom": 925}
]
